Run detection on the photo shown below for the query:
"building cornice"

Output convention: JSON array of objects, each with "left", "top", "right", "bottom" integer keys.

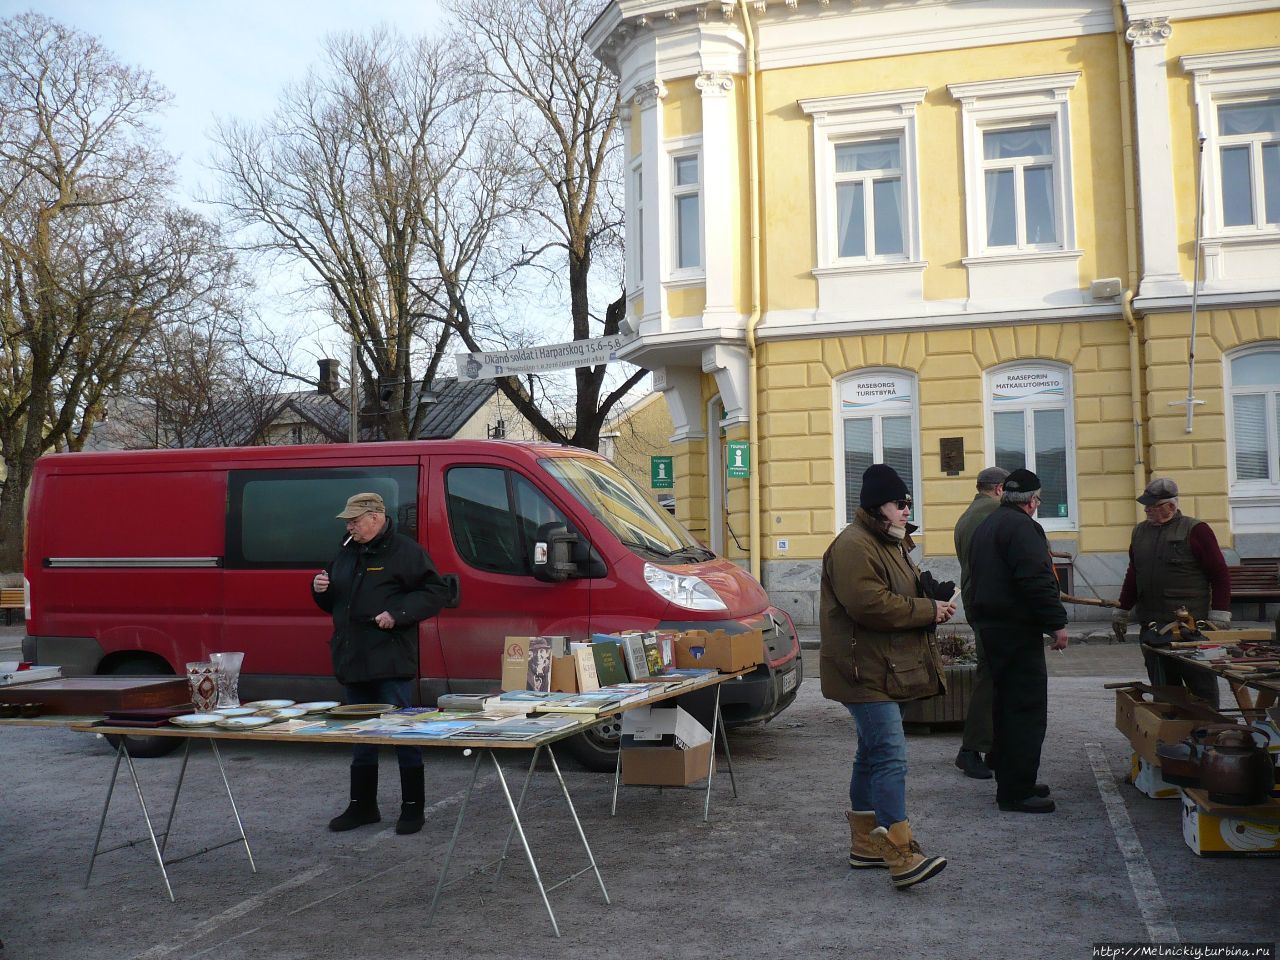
[{"left": 1123, "top": 0, "right": 1280, "bottom": 21}]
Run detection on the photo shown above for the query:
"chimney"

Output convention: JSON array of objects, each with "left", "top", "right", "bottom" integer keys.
[{"left": 318, "top": 359, "right": 340, "bottom": 395}]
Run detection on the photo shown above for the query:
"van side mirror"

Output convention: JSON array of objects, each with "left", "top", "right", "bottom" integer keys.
[{"left": 532, "top": 522, "right": 579, "bottom": 583}]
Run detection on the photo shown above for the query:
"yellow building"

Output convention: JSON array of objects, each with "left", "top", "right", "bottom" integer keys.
[{"left": 587, "top": 0, "right": 1280, "bottom": 625}]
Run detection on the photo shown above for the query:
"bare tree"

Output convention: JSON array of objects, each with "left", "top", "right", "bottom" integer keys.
[
  {"left": 450, "top": 0, "right": 646, "bottom": 450},
  {"left": 210, "top": 29, "right": 495, "bottom": 442},
  {"left": 0, "top": 13, "right": 237, "bottom": 567}
]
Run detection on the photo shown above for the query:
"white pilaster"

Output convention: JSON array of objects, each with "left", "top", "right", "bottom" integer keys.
[
  {"left": 1126, "top": 17, "right": 1186, "bottom": 297},
  {"left": 634, "top": 79, "right": 668, "bottom": 334},
  {"left": 696, "top": 71, "right": 739, "bottom": 331}
]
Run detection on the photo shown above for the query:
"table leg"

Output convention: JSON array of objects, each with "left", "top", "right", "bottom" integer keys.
[
  {"left": 495, "top": 745, "right": 541, "bottom": 883},
  {"left": 427, "top": 748, "right": 482, "bottom": 928},
  {"left": 122, "top": 747, "right": 176, "bottom": 902},
  {"left": 610, "top": 738, "right": 622, "bottom": 817},
  {"left": 208, "top": 741, "right": 256, "bottom": 873},
  {"left": 703, "top": 686, "right": 722, "bottom": 823},
  {"left": 490, "top": 749, "right": 560, "bottom": 938},
  {"left": 715, "top": 691, "right": 738, "bottom": 800},
  {"left": 85, "top": 738, "right": 127, "bottom": 890},
  {"left": 545, "top": 745, "right": 610, "bottom": 905},
  {"left": 158, "top": 739, "right": 193, "bottom": 858}
]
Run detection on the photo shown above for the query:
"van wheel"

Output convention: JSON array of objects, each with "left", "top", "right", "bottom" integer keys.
[
  {"left": 563, "top": 716, "right": 622, "bottom": 772},
  {"left": 99, "top": 655, "right": 182, "bottom": 759}
]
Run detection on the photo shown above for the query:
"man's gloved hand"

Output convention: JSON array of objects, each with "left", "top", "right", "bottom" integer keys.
[
  {"left": 1112, "top": 607, "right": 1130, "bottom": 642},
  {"left": 1206, "top": 610, "right": 1232, "bottom": 631}
]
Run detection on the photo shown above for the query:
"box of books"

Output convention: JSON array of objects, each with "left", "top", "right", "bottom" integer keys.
[
  {"left": 674, "top": 628, "right": 763, "bottom": 673},
  {"left": 620, "top": 706, "right": 713, "bottom": 786}
]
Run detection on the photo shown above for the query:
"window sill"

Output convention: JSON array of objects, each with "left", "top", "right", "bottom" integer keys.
[
  {"left": 813, "top": 259, "right": 926, "bottom": 279},
  {"left": 962, "top": 248, "right": 1083, "bottom": 266},
  {"left": 664, "top": 272, "right": 706, "bottom": 290}
]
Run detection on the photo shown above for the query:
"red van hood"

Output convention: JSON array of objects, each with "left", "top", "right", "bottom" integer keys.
[{"left": 659, "top": 558, "right": 770, "bottom": 620}]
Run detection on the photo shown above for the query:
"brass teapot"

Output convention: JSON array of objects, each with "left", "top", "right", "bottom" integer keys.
[{"left": 1196, "top": 725, "right": 1275, "bottom": 806}]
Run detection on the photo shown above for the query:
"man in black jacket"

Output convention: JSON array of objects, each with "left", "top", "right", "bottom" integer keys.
[
  {"left": 312, "top": 492, "right": 449, "bottom": 835},
  {"left": 966, "top": 469, "right": 1068, "bottom": 814}
]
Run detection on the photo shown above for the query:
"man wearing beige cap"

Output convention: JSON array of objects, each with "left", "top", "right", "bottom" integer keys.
[
  {"left": 951, "top": 465, "right": 1008, "bottom": 780},
  {"left": 1114, "top": 477, "right": 1231, "bottom": 706},
  {"left": 312, "top": 492, "right": 449, "bottom": 835}
]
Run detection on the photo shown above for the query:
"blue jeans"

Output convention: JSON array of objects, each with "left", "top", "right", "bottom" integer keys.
[
  {"left": 345, "top": 678, "right": 422, "bottom": 770},
  {"left": 845, "top": 701, "right": 908, "bottom": 828}
]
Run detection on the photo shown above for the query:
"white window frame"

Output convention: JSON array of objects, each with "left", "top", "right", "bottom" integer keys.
[
  {"left": 1181, "top": 48, "right": 1280, "bottom": 286},
  {"left": 983, "top": 361, "right": 1078, "bottom": 533},
  {"left": 978, "top": 122, "right": 1062, "bottom": 252},
  {"left": 832, "top": 369, "right": 922, "bottom": 529},
  {"left": 1225, "top": 343, "right": 1280, "bottom": 495},
  {"left": 950, "top": 73, "right": 1078, "bottom": 257},
  {"left": 666, "top": 136, "right": 704, "bottom": 285},
  {"left": 627, "top": 157, "right": 644, "bottom": 296}
]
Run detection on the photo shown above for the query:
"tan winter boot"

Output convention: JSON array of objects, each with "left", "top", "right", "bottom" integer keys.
[
  {"left": 868, "top": 820, "right": 946, "bottom": 890},
  {"left": 846, "top": 811, "right": 886, "bottom": 868}
]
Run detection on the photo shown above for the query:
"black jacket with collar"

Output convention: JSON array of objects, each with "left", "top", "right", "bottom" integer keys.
[
  {"left": 311, "top": 516, "right": 449, "bottom": 684},
  {"left": 966, "top": 502, "right": 1067, "bottom": 634}
]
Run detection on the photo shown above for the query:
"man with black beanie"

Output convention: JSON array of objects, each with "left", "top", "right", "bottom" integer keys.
[{"left": 966, "top": 468, "right": 1068, "bottom": 814}]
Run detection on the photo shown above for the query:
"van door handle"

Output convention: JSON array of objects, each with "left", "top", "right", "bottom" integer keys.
[{"left": 441, "top": 574, "right": 461, "bottom": 609}]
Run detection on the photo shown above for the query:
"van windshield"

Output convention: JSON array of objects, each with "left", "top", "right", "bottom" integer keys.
[{"left": 539, "top": 456, "right": 712, "bottom": 561}]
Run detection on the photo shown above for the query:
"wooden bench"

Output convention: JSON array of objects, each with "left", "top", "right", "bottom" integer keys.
[
  {"left": 1228, "top": 559, "right": 1280, "bottom": 620},
  {"left": 0, "top": 587, "right": 23, "bottom": 625}
]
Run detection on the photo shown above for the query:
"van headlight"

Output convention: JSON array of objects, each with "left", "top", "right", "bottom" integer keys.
[{"left": 643, "top": 563, "right": 728, "bottom": 612}]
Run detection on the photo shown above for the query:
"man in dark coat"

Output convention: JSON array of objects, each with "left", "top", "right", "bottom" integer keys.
[
  {"left": 952, "top": 465, "right": 1008, "bottom": 780},
  {"left": 966, "top": 469, "right": 1068, "bottom": 814},
  {"left": 312, "top": 492, "right": 450, "bottom": 835},
  {"left": 1113, "top": 476, "right": 1230, "bottom": 707}
]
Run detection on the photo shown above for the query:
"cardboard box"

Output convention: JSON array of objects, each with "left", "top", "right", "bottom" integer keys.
[
  {"left": 1128, "top": 753, "right": 1181, "bottom": 799},
  {"left": 500, "top": 636, "right": 530, "bottom": 692},
  {"left": 1114, "top": 687, "right": 1224, "bottom": 766},
  {"left": 620, "top": 705, "right": 709, "bottom": 750},
  {"left": 1180, "top": 789, "right": 1280, "bottom": 856},
  {"left": 621, "top": 740, "right": 713, "bottom": 786},
  {"left": 674, "top": 628, "right": 763, "bottom": 673},
  {"left": 549, "top": 655, "right": 578, "bottom": 694}
]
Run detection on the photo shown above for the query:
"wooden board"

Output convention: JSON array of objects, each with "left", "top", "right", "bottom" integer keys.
[{"left": 0, "top": 677, "right": 188, "bottom": 714}]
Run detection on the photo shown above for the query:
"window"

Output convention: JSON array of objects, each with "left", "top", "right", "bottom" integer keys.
[
  {"left": 981, "top": 124, "right": 1058, "bottom": 249},
  {"left": 986, "top": 364, "right": 1076, "bottom": 529},
  {"left": 1217, "top": 98, "right": 1280, "bottom": 229},
  {"left": 834, "top": 371, "right": 920, "bottom": 526},
  {"left": 629, "top": 161, "right": 644, "bottom": 289},
  {"left": 445, "top": 466, "right": 570, "bottom": 576},
  {"left": 1227, "top": 346, "right": 1280, "bottom": 488},
  {"left": 834, "top": 138, "right": 905, "bottom": 259},
  {"left": 226, "top": 466, "right": 417, "bottom": 568},
  {"left": 672, "top": 152, "right": 701, "bottom": 272}
]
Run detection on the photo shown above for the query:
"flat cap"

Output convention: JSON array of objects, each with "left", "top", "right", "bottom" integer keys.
[{"left": 1137, "top": 476, "right": 1178, "bottom": 506}]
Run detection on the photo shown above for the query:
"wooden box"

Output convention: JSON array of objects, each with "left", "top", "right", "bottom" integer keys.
[{"left": 0, "top": 677, "right": 189, "bottom": 715}]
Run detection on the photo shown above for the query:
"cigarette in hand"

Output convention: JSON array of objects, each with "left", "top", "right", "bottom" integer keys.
[
  {"left": 949, "top": 588, "right": 960, "bottom": 604},
  {"left": 343, "top": 535, "right": 353, "bottom": 546}
]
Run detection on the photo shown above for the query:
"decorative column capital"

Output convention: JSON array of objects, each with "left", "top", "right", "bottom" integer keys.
[
  {"left": 633, "top": 79, "right": 668, "bottom": 109},
  {"left": 1126, "top": 17, "right": 1172, "bottom": 48},
  {"left": 695, "top": 71, "right": 735, "bottom": 97}
]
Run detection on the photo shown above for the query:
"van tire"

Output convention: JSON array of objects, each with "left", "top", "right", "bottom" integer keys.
[
  {"left": 99, "top": 655, "right": 183, "bottom": 759},
  {"left": 564, "top": 717, "right": 622, "bottom": 772}
]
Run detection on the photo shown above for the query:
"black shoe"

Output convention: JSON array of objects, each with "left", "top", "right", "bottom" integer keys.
[
  {"left": 1033, "top": 783, "right": 1051, "bottom": 798},
  {"left": 395, "top": 802, "right": 425, "bottom": 835},
  {"left": 997, "top": 795, "right": 1056, "bottom": 813},
  {"left": 955, "top": 749, "right": 993, "bottom": 780},
  {"left": 328, "top": 801, "right": 381, "bottom": 831},
  {"left": 395, "top": 766, "right": 426, "bottom": 835}
]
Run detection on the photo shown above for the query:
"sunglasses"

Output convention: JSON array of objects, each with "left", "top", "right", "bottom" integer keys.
[{"left": 893, "top": 499, "right": 913, "bottom": 511}]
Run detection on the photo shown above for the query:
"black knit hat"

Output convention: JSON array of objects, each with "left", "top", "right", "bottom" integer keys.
[
  {"left": 859, "top": 464, "right": 909, "bottom": 510},
  {"left": 1003, "top": 468, "right": 1042, "bottom": 493}
]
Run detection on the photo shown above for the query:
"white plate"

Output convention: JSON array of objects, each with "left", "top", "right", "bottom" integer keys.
[
  {"left": 259, "top": 707, "right": 307, "bottom": 721},
  {"left": 243, "top": 699, "right": 296, "bottom": 710},
  {"left": 170, "top": 713, "right": 225, "bottom": 728},
  {"left": 293, "top": 701, "right": 341, "bottom": 714},
  {"left": 215, "top": 715, "right": 275, "bottom": 730},
  {"left": 216, "top": 706, "right": 257, "bottom": 717}
]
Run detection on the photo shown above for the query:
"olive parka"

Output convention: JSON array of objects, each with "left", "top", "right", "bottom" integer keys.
[{"left": 818, "top": 507, "right": 945, "bottom": 703}]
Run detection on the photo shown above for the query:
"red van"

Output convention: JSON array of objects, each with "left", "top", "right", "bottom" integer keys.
[{"left": 22, "top": 440, "right": 802, "bottom": 767}]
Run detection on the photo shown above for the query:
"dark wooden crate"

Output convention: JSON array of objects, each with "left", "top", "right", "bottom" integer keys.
[
  {"left": 902, "top": 663, "right": 976, "bottom": 728},
  {"left": 0, "top": 677, "right": 188, "bottom": 715}
]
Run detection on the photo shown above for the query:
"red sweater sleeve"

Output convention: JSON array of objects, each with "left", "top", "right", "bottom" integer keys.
[
  {"left": 1118, "top": 545, "right": 1137, "bottom": 610},
  {"left": 1188, "top": 522, "right": 1231, "bottom": 611}
]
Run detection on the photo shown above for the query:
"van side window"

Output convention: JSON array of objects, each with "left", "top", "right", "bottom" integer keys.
[
  {"left": 445, "top": 467, "right": 569, "bottom": 576},
  {"left": 226, "top": 467, "right": 417, "bottom": 568}
]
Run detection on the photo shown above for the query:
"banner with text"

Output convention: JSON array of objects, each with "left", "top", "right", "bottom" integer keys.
[{"left": 456, "top": 335, "right": 629, "bottom": 381}]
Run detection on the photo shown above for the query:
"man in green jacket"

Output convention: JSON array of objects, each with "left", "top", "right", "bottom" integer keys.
[{"left": 952, "top": 466, "right": 1008, "bottom": 779}]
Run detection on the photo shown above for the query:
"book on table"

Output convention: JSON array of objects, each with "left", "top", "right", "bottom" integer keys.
[
  {"left": 572, "top": 645, "right": 601, "bottom": 692},
  {"left": 620, "top": 634, "right": 650, "bottom": 680},
  {"left": 436, "top": 693, "right": 495, "bottom": 712},
  {"left": 591, "top": 640, "right": 630, "bottom": 687},
  {"left": 533, "top": 691, "right": 626, "bottom": 714},
  {"left": 642, "top": 637, "right": 665, "bottom": 676}
]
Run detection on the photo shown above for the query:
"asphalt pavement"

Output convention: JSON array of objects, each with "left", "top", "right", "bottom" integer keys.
[{"left": 2, "top": 630, "right": 1276, "bottom": 960}]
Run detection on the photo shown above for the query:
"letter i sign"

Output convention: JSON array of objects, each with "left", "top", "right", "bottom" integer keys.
[{"left": 651, "top": 456, "right": 674, "bottom": 489}]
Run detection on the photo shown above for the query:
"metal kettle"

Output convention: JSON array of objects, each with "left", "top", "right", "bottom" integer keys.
[{"left": 1196, "top": 725, "right": 1276, "bottom": 806}]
